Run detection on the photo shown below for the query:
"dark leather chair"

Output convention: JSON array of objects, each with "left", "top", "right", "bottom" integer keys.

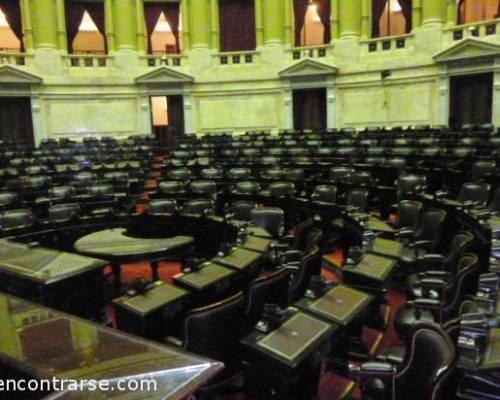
[
  {"left": 290, "top": 249, "right": 323, "bottom": 303},
  {"left": 267, "top": 182, "right": 295, "bottom": 198},
  {"left": 350, "top": 323, "right": 455, "bottom": 400},
  {"left": 471, "top": 160, "right": 496, "bottom": 181},
  {"left": 311, "top": 185, "right": 337, "bottom": 204},
  {"left": 200, "top": 168, "right": 224, "bottom": 180},
  {"left": 250, "top": 207, "right": 284, "bottom": 238},
  {"left": 181, "top": 199, "right": 215, "bottom": 217},
  {"left": 390, "top": 200, "right": 423, "bottom": 237},
  {"left": 488, "top": 187, "right": 500, "bottom": 214},
  {"left": 175, "top": 293, "right": 246, "bottom": 396},
  {"left": 260, "top": 168, "right": 283, "bottom": 181},
  {"left": 405, "top": 231, "right": 475, "bottom": 299},
  {"left": 147, "top": 199, "right": 178, "bottom": 216},
  {"left": 228, "top": 201, "right": 257, "bottom": 222},
  {"left": 231, "top": 181, "right": 261, "bottom": 195},
  {"left": 48, "top": 203, "right": 81, "bottom": 224},
  {"left": 167, "top": 168, "right": 192, "bottom": 181},
  {"left": 189, "top": 180, "right": 217, "bottom": 199},
  {"left": 397, "top": 209, "right": 447, "bottom": 276},
  {"left": 158, "top": 180, "right": 185, "bottom": 197},
  {"left": 228, "top": 168, "right": 252, "bottom": 181},
  {"left": 244, "top": 268, "right": 291, "bottom": 332},
  {"left": 88, "top": 184, "right": 114, "bottom": 199},
  {"left": 0, "top": 192, "right": 19, "bottom": 209},
  {"left": 395, "top": 254, "right": 479, "bottom": 337},
  {"left": 396, "top": 175, "right": 426, "bottom": 201},
  {"left": 347, "top": 187, "right": 369, "bottom": 212},
  {"left": 0, "top": 209, "right": 35, "bottom": 235},
  {"left": 50, "top": 186, "right": 76, "bottom": 202},
  {"left": 457, "top": 182, "right": 491, "bottom": 207},
  {"left": 329, "top": 167, "right": 353, "bottom": 182}
]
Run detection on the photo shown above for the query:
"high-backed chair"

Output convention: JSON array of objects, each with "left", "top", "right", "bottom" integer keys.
[
  {"left": 396, "top": 175, "right": 426, "bottom": 201},
  {"left": 0, "top": 209, "right": 35, "bottom": 236},
  {"left": 147, "top": 199, "right": 178, "bottom": 217},
  {"left": 158, "top": 181, "right": 185, "bottom": 197},
  {"left": 390, "top": 200, "right": 423, "bottom": 236},
  {"left": 349, "top": 323, "right": 455, "bottom": 400},
  {"left": 250, "top": 207, "right": 284, "bottom": 238},
  {"left": 181, "top": 199, "right": 215, "bottom": 217},
  {"left": 311, "top": 185, "right": 337, "bottom": 204},
  {"left": 228, "top": 168, "right": 252, "bottom": 181},
  {"left": 406, "top": 231, "right": 475, "bottom": 299},
  {"left": 488, "top": 187, "right": 500, "bottom": 214},
  {"left": 397, "top": 209, "right": 447, "bottom": 276},
  {"left": 228, "top": 201, "right": 257, "bottom": 222},
  {"left": 167, "top": 168, "right": 192, "bottom": 181},
  {"left": 0, "top": 192, "right": 19, "bottom": 210},
  {"left": 267, "top": 182, "right": 295, "bottom": 198},
  {"left": 231, "top": 181, "right": 261, "bottom": 195},
  {"left": 457, "top": 182, "right": 491, "bottom": 206},
  {"left": 48, "top": 203, "right": 81, "bottom": 224},
  {"left": 290, "top": 250, "right": 322, "bottom": 303},
  {"left": 200, "top": 168, "right": 224, "bottom": 180},
  {"left": 189, "top": 180, "right": 217, "bottom": 199},
  {"left": 471, "top": 160, "right": 496, "bottom": 181},
  {"left": 244, "top": 268, "right": 291, "bottom": 332},
  {"left": 346, "top": 187, "right": 369, "bottom": 212}
]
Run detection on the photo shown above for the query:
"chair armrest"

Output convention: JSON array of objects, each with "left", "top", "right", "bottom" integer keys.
[
  {"left": 397, "top": 228, "right": 415, "bottom": 238},
  {"left": 360, "top": 362, "right": 396, "bottom": 375},
  {"left": 413, "top": 298, "right": 441, "bottom": 308},
  {"left": 412, "top": 240, "right": 432, "bottom": 250},
  {"left": 284, "top": 250, "right": 302, "bottom": 262},
  {"left": 420, "top": 270, "right": 449, "bottom": 278}
]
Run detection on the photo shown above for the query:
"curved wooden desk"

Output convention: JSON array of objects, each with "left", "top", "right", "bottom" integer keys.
[{"left": 75, "top": 228, "right": 194, "bottom": 288}]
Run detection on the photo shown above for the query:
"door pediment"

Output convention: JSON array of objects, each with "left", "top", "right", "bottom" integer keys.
[
  {"left": 279, "top": 59, "right": 338, "bottom": 79},
  {"left": 0, "top": 65, "right": 43, "bottom": 84},
  {"left": 135, "top": 66, "right": 194, "bottom": 84},
  {"left": 434, "top": 38, "right": 500, "bottom": 63}
]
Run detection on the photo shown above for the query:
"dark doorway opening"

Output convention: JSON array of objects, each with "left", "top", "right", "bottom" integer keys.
[
  {"left": 0, "top": 97, "right": 34, "bottom": 146},
  {"left": 449, "top": 73, "right": 493, "bottom": 128},
  {"left": 150, "top": 95, "right": 185, "bottom": 148},
  {"left": 293, "top": 88, "right": 327, "bottom": 131}
]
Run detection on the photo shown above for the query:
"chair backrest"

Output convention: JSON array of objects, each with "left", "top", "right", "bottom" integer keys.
[
  {"left": 268, "top": 182, "right": 295, "bottom": 198},
  {"left": 294, "top": 218, "right": 322, "bottom": 254},
  {"left": 229, "top": 201, "right": 257, "bottom": 222},
  {"left": 182, "top": 292, "right": 245, "bottom": 367},
  {"left": 347, "top": 187, "right": 369, "bottom": 212},
  {"left": 158, "top": 180, "right": 184, "bottom": 195},
  {"left": 397, "top": 175, "right": 426, "bottom": 200},
  {"left": 148, "top": 199, "right": 177, "bottom": 216},
  {"left": 167, "top": 168, "right": 192, "bottom": 181},
  {"left": 471, "top": 160, "right": 496, "bottom": 180},
  {"left": 244, "top": 269, "right": 291, "bottom": 332},
  {"left": 457, "top": 182, "right": 491, "bottom": 205},
  {"left": 89, "top": 184, "right": 113, "bottom": 198},
  {"left": 0, "top": 192, "right": 18, "bottom": 208},
  {"left": 200, "top": 168, "right": 224, "bottom": 179},
  {"left": 228, "top": 168, "right": 252, "bottom": 180},
  {"left": 189, "top": 180, "right": 217, "bottom": 197},
  {"left": 250, "top": 207, "right": 284, "bottom": 238},
  {"left": 415, "top": 209, "right": 447, "bottom": 250},
  {"left": 49, "top": 203, "right": 80, "bottom": 223},
  {"left": 396, "top": 200, "right": 423, "bottom": 229},
  {"left": 50, "top": 186, "right": 75, "bottom": 201},
  {"left": 232, "top": 181, "right": 260, "bottom": 195},
  {"left": 396, "top": 323, "right": 455, "bottom": 400},
  {"left": 443, "top": 231, "right": 475, "bottom": 272},
  {"left": 0, "top": 209, "right": 35, "bottom": 232},
  {"left": 290, "top": 249, "right": 322, "bottom": 303},
  {"left": 329, "top": 167, "right": 352, "bottom": 181},
  {"left": 181, "top": 199, "right": 215, "bottom": 217},
  {"left": 488, "top": 187, "right": 500, "bottom": 213},
  {"left": 311, "top": 185, "right": 337, "bottom": 204}
]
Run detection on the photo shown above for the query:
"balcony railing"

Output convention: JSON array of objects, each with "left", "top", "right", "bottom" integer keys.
[
  {"left": 445, "top": 18, "right": 500, "bottom": 42},
  {"left": 213, "top": 50, "right": 260, "bottom": 65},
  {"left": 0, "top": 51, "right": 30, "bottom": 66},
  {"left": 287, "top": 44, "right": 332, "bottom": 60},
  {"left": 64, "top": 54, "right": 112, "bottom": 68},
  {"left": 141, "top": 54, "right": 185, "bottom": 67},
  {"left": 361, "top": 33, "right": 414, "bottom": 53}
]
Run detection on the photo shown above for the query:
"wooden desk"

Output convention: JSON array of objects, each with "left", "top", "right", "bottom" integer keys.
[
  {"left": 242, "top": 235, "right": 272, "bottom": 253},
  {"left": 370, "top": 238, "right": 403, "bottom": 259},
  {"left": 173, "top": 262, "right": 235, "bottom": 302},
  {"left": 0, "top": 239, "right": 107, "bottom": 319},
  {"left": 74, "top": 228, "right": 194, "bottom": 288},
  {"left": 215, "top": 247, "right": 263, "bottom": 271},
  {"left": 365, "top": 217, "right": 395, "bottom": 233},
  {"left": 0, "top": 293, "right": 222, "bottom": 399},
  {"left": 343, "top": 253, "right": 396, "bottom": 288},
  {"left": 246, "top": 226, "right": 273, "bottom": 238},
  {"left": 113, "top": 281, "right": 189, "bottom": 339},
  {"left": 295, "top": 284, "right": 373, "bottom": 326},
  {"left": 241, "top": 310, "right": 336, "bottom": 399}
]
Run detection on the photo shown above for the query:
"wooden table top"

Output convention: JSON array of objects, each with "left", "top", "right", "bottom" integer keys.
[
  {"left": 174, "top": 262, "right": 234, "bottom": 290},
  {"left": 74, "top": 228, "right": 194, "bottom": 259}
]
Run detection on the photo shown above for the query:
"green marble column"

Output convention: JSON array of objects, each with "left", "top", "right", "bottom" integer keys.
[
  {"left": 284, "top": 0, "right": 292, "bottom": 46},
  {"left": 55, "top": 0, "right": 67, "bottom": 51},
  {"left": 412, "top": 0, "right": 422, "bottom": 29},
  {"left": 255, "top": 0, "right": 264, "bottom": 47},
  {"left": 422, "top": 0, "right": 446, "bottom": 26},
  {"left": 330, "top": 0, "right": 340, "bottom": 39},
  {"left": 339, "top": 0, "right": 361, "bottom": 38},
  {"left": 181, "top": 0, "right": 191, "bottom": 51},
  {"left": 105, "top": 0, "right": 116, "bottom": 52},
  {"left": 113, "top": 0, "right": 137, "bottom": 51},
  {"left": 31, "top": 0, "right": 58, "bottom": 49},
  {"left": 20, "top": 0, "right": 34, "bottom": 51},
  {"left": 189, "top": 0, "right": 211, "bottom": 49},
  {"left": 360, "top": 0, "right": 370, "bottom": 39},
  {"left": 210, "top": 0, "right": 220, "bottom": 50},
  {"left": 446, "top": 0, "right": 457, "bottom": 25},
  {"left": 263, "top": 0, "right": 284, "bottom": 45}
]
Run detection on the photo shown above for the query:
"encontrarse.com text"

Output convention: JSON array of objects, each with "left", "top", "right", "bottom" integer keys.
[{"left": 0, "top": 378, "right": 158, "bottom": 393}]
